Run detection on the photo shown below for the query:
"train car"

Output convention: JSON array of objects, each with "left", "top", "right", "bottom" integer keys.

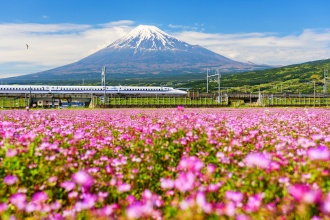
[{"left": 0, "top": 85, "right": 187, "bottom": 96}]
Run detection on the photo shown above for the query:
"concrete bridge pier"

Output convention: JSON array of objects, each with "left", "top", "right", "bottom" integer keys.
[
  {"left": 67, "top": 97, "right": 72, "bottom": 107},
  {"left": 84, "top": 99, "right": 91, "bottom": 108}
]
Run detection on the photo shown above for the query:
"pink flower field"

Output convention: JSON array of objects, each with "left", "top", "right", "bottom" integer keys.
[{"left": 0, "top": 108, "right": 330, "bottom": 219}]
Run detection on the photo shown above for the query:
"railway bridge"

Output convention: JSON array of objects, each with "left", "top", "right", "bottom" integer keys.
[{"left": 1, "top": 92, "right": 330, "bottom": 108}]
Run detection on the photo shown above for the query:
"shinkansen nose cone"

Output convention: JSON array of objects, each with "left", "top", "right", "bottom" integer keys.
[
  {"left": 173, "top": 88, "right": 189, "bottom": 95},
  {"left": 178, "top": 90, "right": 188, "bottom": 95}
]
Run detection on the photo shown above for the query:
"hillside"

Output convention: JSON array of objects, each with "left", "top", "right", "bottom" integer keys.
[{"left": 181, "top": 58, "right": 330, "bottom": 94}]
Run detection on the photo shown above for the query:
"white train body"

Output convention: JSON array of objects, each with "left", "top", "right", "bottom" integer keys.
[{"left": 0, "top": 85, "right": 187, "bottom": 96}]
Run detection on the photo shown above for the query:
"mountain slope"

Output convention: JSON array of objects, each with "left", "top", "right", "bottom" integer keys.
[
  {"left": 5, "top": 25, "right": 270, "bottom": 82},
  {"left": 180, "top": 58, "right": 330, "bottom": 94}
]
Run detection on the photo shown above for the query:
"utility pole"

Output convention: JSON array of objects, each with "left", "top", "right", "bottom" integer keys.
[
  {"left": 314, "top": 81, "right": 316, "bottom": 107},
  {"left": 206, "top": 68, "right": 209, "bottom": 93},
  {"left": 217, "top": 69, "right": 221, "bottom": 102},
  {"left": 324, "top": 68, "right": 328, "bottom": 94},
  {"left": 258, "top": 88, "right": 262, "bottom": 105},
  {"left": 101, "top": 66, "right": 106, "bottom": 104},
  {"left": 206, "top": 69, "right": 221, "bottom": 102}
]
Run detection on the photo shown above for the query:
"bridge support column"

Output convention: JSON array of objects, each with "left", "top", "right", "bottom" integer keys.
[
  {"left": 67, "top": 98, "right": 72, "bottom": 107},
  {"left": 85, "top": 98, "right": 91, "bottom": 108},
  {"left": 29, "top": 98, "right": 37, "bottom": 108}
]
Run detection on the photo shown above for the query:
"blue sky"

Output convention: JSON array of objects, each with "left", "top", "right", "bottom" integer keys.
[{"left": 1, "top": 0, "right": 330, "bottom": 77}]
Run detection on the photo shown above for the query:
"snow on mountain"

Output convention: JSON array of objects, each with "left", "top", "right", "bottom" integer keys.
[
  {"left": 7, "top": 25, "right": 271, "bottom": 80},
  {"left": 110, "top": 25, "right": 188, "bottom": 52},
  {"left": 77, "top": 24, "right": 240, "bottom": 68}
]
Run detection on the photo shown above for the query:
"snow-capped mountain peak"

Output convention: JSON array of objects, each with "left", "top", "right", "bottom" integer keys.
[
  {"left": 109, "top": 25, "right": 187, "bottom": 51},
  {"left": 13, "top": 25, "right": 269, "bottom": 79},
  {"left": 124, "top": 25, "right": 171, "bottom": 41}
]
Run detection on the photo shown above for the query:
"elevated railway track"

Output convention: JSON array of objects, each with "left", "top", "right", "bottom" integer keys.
[{"left": 1, "top": 91, "right": 330, "bottom": 108}]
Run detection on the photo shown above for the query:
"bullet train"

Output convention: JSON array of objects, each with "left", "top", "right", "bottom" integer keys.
[{"left": 0, "top": 85, "right": 187, "bottom": 96}]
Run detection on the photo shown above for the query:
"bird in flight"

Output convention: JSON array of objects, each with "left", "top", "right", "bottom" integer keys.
[{"left": 26, "top": 44, "right": 29, "bottom": 49}]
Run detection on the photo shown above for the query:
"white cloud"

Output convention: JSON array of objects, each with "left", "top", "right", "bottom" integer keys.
[
  {"left": 168, "top": 24, "right": 191, "bottom": 29},
  {"left": 168, "top": 23, "right": 200, "bottom": 31},
  {"left": 1, "top": 20, "right": 330, "bottom": 78},
  {"left": 0, "top": 20, "right": 135, "bottom": 77},
  {"left": 100, "top": 20, "right": 135, "bottom": 28},
  {"left": 171, "top": 29, "right": 330, "bottom": 65}
]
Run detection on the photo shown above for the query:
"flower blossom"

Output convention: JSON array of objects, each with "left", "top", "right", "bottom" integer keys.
[
  {"left": 4, "top": 175, "right": 18, "bottom": 185},
  {"left": 307, "top": 146, "right": 330, "bottom": 161},
  {"left": 288, "top": 184, "right": 322, "bottom": 204},
  {"left": 72, "top": 170, "right": 94, "bottom": 188},
  {"left": 60, "top": 181, "right": 76, "bottom": 192},
  {"left": 117, "top": 183, "right": 131, "bottom": 193},
  {"left": 244, "top": 152, "right": 271, "bottom": 169},
  {"left": 31, "top": 191, "right": 48, "bottom": 204},
  {"left": 10, "top": 193, "right": 26, "bottom": 210}
]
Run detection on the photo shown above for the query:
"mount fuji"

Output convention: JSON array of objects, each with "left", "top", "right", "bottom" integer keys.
[{"left": 6, "top": 25, "right": 270, "bottom": 82}]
